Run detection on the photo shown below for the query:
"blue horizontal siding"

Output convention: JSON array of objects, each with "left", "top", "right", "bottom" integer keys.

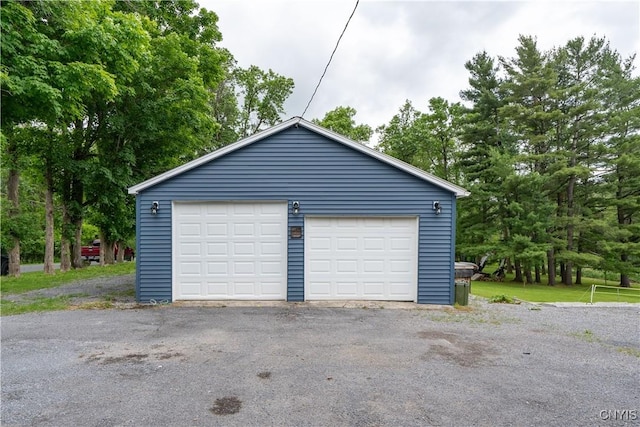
[{"left": 136, "top": 126, "right": 456, "bottom": 304}]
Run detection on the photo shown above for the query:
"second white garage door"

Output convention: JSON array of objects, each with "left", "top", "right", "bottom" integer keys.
[
  {"left": 173, "top": 202, "right": 287, "bottom": 301},
  {"left": 305, "top": 217, "right": 418, "bottom": 301}
]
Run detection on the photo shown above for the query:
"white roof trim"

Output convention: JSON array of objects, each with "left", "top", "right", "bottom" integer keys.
[{"left": 128, "top": 117, "right": 470, "bottom": 197}]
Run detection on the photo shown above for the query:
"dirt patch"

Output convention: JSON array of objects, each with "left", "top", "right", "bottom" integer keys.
[
  {"left": 418, "top": 330, "right": 496, "bottom": 367},
  {"left": 99, "top": 353, "right": 149, "bottom": 364},
  {"left": 211, "top": 396, "right": 242, "bottom": 415},
  {"left": 83, "top": 350, "right": 184, "bottom": 365},
  {"left": 157, "top": 352, "right": 184, "bottom": 360}
]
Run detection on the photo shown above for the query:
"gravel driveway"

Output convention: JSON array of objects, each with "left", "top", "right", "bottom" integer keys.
[{"left": 1, "top": 276, "right": 639, "bottom": 426}]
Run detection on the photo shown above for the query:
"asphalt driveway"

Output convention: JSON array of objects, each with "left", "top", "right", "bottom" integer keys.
[{"left": 2, "top": 301, "right": 639, "bottom": 426}]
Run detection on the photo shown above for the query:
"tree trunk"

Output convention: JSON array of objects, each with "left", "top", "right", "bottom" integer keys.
[
  {"left": 525, "top": 265, "right": 533, "bottom": 285},
  {"left": 513, "top": 259, "right": 523, "bottom": 283},
  {"left": 7, "top": 167, "right": 21, "bottom": 277},
  {"left": 116, "top": 241, "right": 125, "bottom": 263},
  {"left": 620, "top": 255, "right": 630, "bottom": 287},
  {"left": 617, "top": 171, "right": 631, "bottom": 287},
  {"left": 71, "top": 173, "right": 84, "bottom": 269},
  {"left": 620, "top": 274, "right": 630, "bottom": 288},
  {"left": 44, "top": 170, "right": 55, "bottom": 275},
  {"left": 534, "top": 265, "right": 541, "bottom": 283},
  {"left": 564, "top": 171, "right": 577, "bottom": 286},
  {"left": 547, "top": 249, "right": 556, "bottom": 285},
  {"left": 575, "top": 267, "right": 582, "bottom": 285},
  {"left": 72, "top": 217, "right": 83, "bottom": 268},
  {"left": 103, "top": 240, "right": 115, "bottom": 265},
  {"left": 60, "top": 206, "right": 72, "bottom": 272}
]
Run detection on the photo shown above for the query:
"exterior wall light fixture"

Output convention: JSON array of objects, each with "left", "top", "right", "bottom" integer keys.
[
  {"left": 433, "top": 201, "right": 441, "bottom": 215},
  {"left": 292, "top": 201, "right": 300, "bottom": 215},
  {"left": 151, "top": 201, "right": 159, "bottom": 215}
]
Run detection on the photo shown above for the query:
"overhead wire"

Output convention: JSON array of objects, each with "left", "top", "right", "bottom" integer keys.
[{"left": 300, "top": 0, "right": 360, "bottom": 119}]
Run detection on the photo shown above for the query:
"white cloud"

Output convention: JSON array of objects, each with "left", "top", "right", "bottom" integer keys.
[{"left": 204, "top": 0, "right": 639, "bottom": 136}]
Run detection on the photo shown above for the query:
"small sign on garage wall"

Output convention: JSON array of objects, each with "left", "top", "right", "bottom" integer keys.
[{"left": 290, "top": 226, "right": 303, "bottom": 239}]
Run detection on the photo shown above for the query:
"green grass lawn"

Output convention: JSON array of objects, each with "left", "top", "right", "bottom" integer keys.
[
  {"left": 1, "top": 262, "right": 136, "bottom": 316},
  {"left": 1, "top": 262, "right": 135, "bottom": 295},
  {"left": 471, "top": 277, "right": 640, "bottom": 303}
]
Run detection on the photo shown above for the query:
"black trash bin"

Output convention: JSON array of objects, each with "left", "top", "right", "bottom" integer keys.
[
  {"left": 454, "top": 262, "right": 476, "bottom": 306},
  {"left": 455, "top": 280, "right": 470, "bottom": 305}
]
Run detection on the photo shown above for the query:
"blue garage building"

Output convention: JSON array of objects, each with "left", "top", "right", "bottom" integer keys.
[{"left": 128, "top": 117, "right": 468, "bottom": 304}]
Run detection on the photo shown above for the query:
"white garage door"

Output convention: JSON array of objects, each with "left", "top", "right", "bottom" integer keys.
[
  {"left": 305, "top": 217, "right": 418, "bottom": 301},
  {"left": 173, "top": 202, "right": 287, "bottom": 300}
]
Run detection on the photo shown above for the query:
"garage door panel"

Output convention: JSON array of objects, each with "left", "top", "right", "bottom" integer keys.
[
  {"left": 337, "top": 259, "right": 358, "bottom": 273},
  {"left": 206, "top": 282, "right": 229, "bottom": 295},
  {"left": 233, "top": 204, "right": 256, "bottom": 215},
  {"left": 178, "top": 204, "right": 202, "bottom": 216},
  {"left": 234, "top": 261, "right": 255, "bottom": 275},
  {"left": 309, "top": 259, "right": 330, "bottom": 273},
  {"left": 260, "top": 204, "right": 284, "bottom": 215},
  {"left": 261, "top": 242, "right": 282, "bottom": 255},
  {"left": 233, "top": 242, "right": 256, "bottom": 256},
  {"left": 207, "top": 262, "right": 227, "bottom": 275},
  {"left": 180, "top": 282, "right": 202, "bottom": 296},
  {"left": 336, "top": 282, "right": 358, "bottom": 296},
  {"left": 305, "top": 217, "right": 417, "bottom": 301},
  {"left": 390, "top": 283, "right": 412, "bottom": 295},
  {"left": 337, "top": 237, "right": 358, "bottom": 250},
  {"left": 363, "top": 283, "right": 384, "bottom": 295},
  {"left": 174, "top": 202, "right": 287, "bottom": 301},
  {"left": 207, "top": 242, "right": 227, "bottom": 256},
  {"left": 260, "top": 223, "right": 282, "bottom": 236},
  {"left": 336, "top": 218, "right": 358, "bottom": 228},
  {"left": 309, "top": 282, "right": 330, "bottom": 296},
  {"left": 363, "top": 238, "right": 385, "bottom": 250},
  {"left": 232, "top": 223, "right": 254, "bottom": 237},
  {"left": 207, "top": 223, "right": 227, "bottom": 237},
  {"left": 309, "top": 237, "right": 331, "bottom": 251},
  {"left": 234, "top": 282, "right": 255, "bottom": 294},
  {"left": 363, "top": 260, "right": 384, "bottom": 273},
  {"left": 390, "top": 237, "right": 413, "bottom": 251},
  {"left": 261, "top": 282, "right": 284, "bottom": 295},
  {"left": 261, "top": 261, "right": 283, "bottom": 275},
  {"left": 180, "top": 262, "right": 201, "bottom": 275},
  {"left": 180, "top": 223, "right": 201, "bottom": 236},
  {"left": 180, "top": 243, "right": 201, "bottom": 256},
  {"left": 390, "top": 259, "right": 411, "bottom": 273}
]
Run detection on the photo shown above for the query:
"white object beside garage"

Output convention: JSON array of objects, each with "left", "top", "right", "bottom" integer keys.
[
  {"left": 172, "top": 202, "right": 288, "bottom": 300},
  {"left": 305, "top": 216, "right": 418, "bottom": 301}
]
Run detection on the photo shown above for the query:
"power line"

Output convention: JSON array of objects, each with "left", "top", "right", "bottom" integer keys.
[{"left": 301, "top": 0, "right": 360, "bottom": 119}]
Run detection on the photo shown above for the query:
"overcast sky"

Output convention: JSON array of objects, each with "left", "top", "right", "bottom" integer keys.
[{"left": 201, "top": 0, "right": 639, "bottom": 137}]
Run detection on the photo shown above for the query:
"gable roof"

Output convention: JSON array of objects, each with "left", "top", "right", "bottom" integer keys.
[{"left": 128, "top": 117, "right": 470, "bottom": 197}]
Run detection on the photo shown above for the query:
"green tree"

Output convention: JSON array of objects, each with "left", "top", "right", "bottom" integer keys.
[
  {"left": 376, "top": 100, "right": 422, "bottom": 162},
  {"left": 456, "top": 51, "right": 508, "bottom": 263},
  {"left": 312, "top": 106, "right": 372, "bottom": 142},
  {"left": 235, "top": 65, "right": 294, "bottom": 137},
  {"left": 415, "top": 97, "right": 463, "bottom": 183},
  {"left": 597, "top": 50, "right": 640, "bottom": 286},
  {"left": 499, "top": 36, "right": 564, "bottom": 284},
  {"left": 208, "top": 50, "right": 241, "bottom": 150},
  {"left": 88, "top": 0, "right": 226, "bottom": 262},
  {"left": 1, "top": 0, "right": 125, "bottom": 273}
]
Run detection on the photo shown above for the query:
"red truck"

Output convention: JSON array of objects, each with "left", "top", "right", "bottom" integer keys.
[{"left": 81, "top": 241, "right": 134, "bottom": 263}]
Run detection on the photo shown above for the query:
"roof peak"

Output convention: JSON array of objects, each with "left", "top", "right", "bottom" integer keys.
[{"left": 128, "top": 117, "right": 469, "bottom": 197}]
